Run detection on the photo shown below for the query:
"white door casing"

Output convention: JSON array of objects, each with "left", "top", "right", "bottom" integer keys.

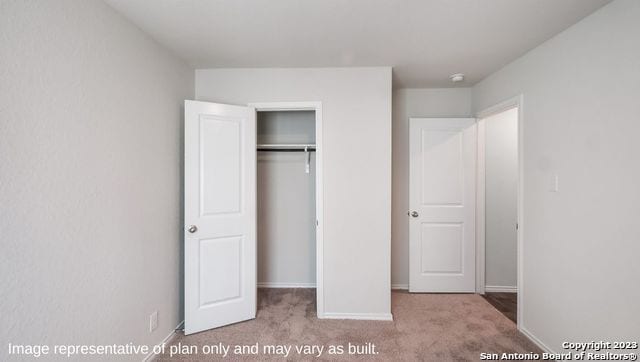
[
  {"left": 184, "top": 100, "right": 256, "bottom": 335},
  {"left": 409, "top": 118, "right": 477, "bottom": 292}
]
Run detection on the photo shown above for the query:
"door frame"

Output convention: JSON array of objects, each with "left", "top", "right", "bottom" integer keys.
[
  {"left": 475, "top": 94, "right": 524, "bottom": 326},
  {"left": 248, "top": 101, "right": 325, "bottom": 318}
]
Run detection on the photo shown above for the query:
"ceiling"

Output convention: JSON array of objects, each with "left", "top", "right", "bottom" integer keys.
[{"left": 104, "top": 0, "right": 612, "bottom": 88}]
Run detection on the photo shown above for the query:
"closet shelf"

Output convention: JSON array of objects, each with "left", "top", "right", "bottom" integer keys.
[{"left": 257, "top": 143, "right": 316, "bottom": 152}]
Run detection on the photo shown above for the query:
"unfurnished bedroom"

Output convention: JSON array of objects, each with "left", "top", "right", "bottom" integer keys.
[{"left": 1, "top": 0, "right": 639, "bottom": 361}]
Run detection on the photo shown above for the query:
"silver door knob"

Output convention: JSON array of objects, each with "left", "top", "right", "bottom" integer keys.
[
  {"left": 410, "top": 211, "right": 419, "bottom": 218},
  {"left": 187, "top": 225, "right": 198, "bottom": 233}
]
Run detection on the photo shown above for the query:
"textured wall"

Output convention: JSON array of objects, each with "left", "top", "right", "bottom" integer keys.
[
  {"left": 0, "top": 0, "right": 193, "bottom": 359},
  {"left": 473, "top": 0, "right": 640, "bottom": 352}
]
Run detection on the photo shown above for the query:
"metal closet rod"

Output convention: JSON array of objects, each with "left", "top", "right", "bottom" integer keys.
[{"left": 257, "top": 143, "right": 316, "bottom": 152}]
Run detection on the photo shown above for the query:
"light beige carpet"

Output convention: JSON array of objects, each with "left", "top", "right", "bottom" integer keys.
[{"left": 158, "top": 289, "right": 540, "bottom": 361}]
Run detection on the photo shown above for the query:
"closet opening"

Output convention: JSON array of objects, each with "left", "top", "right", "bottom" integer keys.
[{"left": 252, "top": 103, "right": 323, "bottom": 318}]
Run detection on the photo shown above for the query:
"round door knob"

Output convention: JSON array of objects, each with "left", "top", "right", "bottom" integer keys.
[
  {"left": 187, "top": 225, "right": 198, "bottom": 233},
  {"left": 410, "top": 211, "right": 419, "bottom": 218}
]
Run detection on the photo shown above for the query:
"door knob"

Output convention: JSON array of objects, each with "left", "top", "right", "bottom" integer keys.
[
  {"left": 409, "top": 211, "right": 419, "bottom": 218},
  {"left": 187, "top": 225, "right": 198, "bottom": 233}
]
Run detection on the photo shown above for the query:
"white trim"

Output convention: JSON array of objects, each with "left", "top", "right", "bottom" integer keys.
[
  {"left": 484, "top": 285, "right": 517, "bottom": 293},
  {"left": 141, "top": 321, "right": 183, "bottom": 362},
  {"left": 519, "top": 326, "right": 554, "bottom": 354},
  {"left": 322, "top": 313, "right": 394, "bottom": 321},
  {"left": 476, "top": 120, "right": 486, "bottom": 295},
  {"left": 258, "top": 282, "right": 316, "bottom": 288},
  {"left": 476, "top": 95, "right": 521, "bottom": 119},
  {"left": 315, "top": 104, "right": 324, "bottom": 319},
  {"left": 248, "top": 101, "right": 325, "bottom": 319},
  {"left": 249, "top": 101, "right": 320, "bottom": 112},
  {"left": 391, "top": 284, "right": 408, "bottom": 290},
  {"left": 475, "top": 94, "right": 524, "bottom": 327}
]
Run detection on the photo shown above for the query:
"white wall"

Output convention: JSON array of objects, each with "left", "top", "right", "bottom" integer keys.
[
  {"left": 0, "top": 0, "right": 193, "bottom": 359},
  {"left": 196, "top": 68, "right": 392, "bottom": 317},
  {"left": 473, "top": 0, "right": 640, "bottom": 352},
  {"left": 483, "top": 108, "right": 518, "bottom": 289},
  {"left": 391, "top": 88, "right": 473, "bottom": 287},
  {"left": 257, "top": 111, "right": 316, "bottom": 286}
]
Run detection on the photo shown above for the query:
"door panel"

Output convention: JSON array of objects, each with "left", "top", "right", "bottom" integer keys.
[
  {"left": 199, "top": 236, "right": 242, "bottom": 306},
  {"left": 420, "top": 130, "right": 464, "bottom": 205},
  {"left": 409, "top": 118, "right": 476, "bottom": 293},
  {"left": 200, "top": 116, "right": 242, "bottom": 215},
  {"left": 185, "top": 100, "right": 256, "bottom": 335},
  {"left": 420, "top": 222, "right": 463, "bottom": 274}
]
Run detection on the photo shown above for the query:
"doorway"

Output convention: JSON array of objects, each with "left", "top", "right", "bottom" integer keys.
[
  {"left": 256, "top": 110, "right": 317, "bottom": 290},
  {"left": 251, "top": 102, "right": 324, "bottom": 320},
  {"left": 476, "top": 97, "right": 523, "bottom": 325}
]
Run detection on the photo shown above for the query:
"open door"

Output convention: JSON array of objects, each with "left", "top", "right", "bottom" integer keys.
[
  {"left": 184, "top": 100, "right": 256, "bottom": 335},
  {"left": 409, "top": 118, "right": 476, "bottom": 293}
]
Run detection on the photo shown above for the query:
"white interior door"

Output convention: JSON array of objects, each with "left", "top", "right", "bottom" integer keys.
[
  {"left": 409, "top": 118, "right": 476, "bottom": 292},
  {"left": 184, "top": 100, "right": 256, "bottom": 335}
]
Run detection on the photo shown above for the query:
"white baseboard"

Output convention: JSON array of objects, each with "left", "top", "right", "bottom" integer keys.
[
  {"left": 391, "top": 284, "right": 408, "bottom": 290},
  {"left": 322, "top": 312, "right": 393, "bottom": 321},
  {"left": 257, "top": 282, "right": 316, "bottom": 288},
  {"left": 142, "top": 321, "right": 183, "bottom": 362},
  {"left": 485, "top": 285, "right": 517, "bottom": 293},
  {"left": 519, "top": 325, "right": 554, "bottom": 354}
]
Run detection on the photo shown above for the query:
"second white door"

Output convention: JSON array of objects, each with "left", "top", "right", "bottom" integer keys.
[{"left": 409, "top": 118, "right": 477, "bottom": 292}]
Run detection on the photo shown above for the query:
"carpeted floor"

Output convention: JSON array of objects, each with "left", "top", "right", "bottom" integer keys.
[{"left": 157, "top": 289, "right": 540, "bottom": 361}]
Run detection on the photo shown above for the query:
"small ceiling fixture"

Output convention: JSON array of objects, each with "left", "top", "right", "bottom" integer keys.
[{"left": 450, "top": 73, "right": 465, "bottom": 83}]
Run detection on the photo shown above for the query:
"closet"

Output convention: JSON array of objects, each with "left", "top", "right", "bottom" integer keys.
[
  {"left": 183, "top": 100, "right": 322, "bottom": 334},
  {"left": 256, "top": 110, "right": 317, "bottom": 289}
]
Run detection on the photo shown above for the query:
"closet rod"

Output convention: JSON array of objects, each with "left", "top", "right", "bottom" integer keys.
[{"left": 257, "top": 148, "right": 316, "bottom": 152}]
